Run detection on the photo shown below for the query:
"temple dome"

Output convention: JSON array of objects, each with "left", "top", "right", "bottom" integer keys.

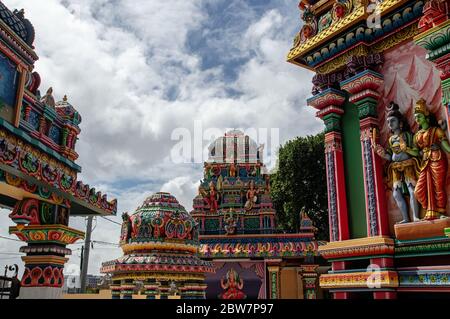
[
  {"left": 101, "top": 192, "right": 214, "bottom": 298},
  {"left": 120, "top": 192, "right": 199, "bottom": 253},
  {"left": 208, "top": 130, "right": 263, "bottom": 163}
]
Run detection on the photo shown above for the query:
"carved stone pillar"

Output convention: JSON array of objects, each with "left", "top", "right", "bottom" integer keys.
[
  {"left": 299, "top": 264, "right": 319, "bottom": 299},
  {"left": 8, "top": 198, "right": 84, "bottom": 299},
  {"left": 267, "top": 262, "right": 281, "bottom": 299},
  {"left": 341, "top": 70, "right": 390, "bottom": 236},
  {"left": 308, "top": 88, "right": 349, "bottom": 241}
]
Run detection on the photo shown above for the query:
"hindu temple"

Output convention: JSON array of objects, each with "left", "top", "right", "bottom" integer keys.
[
  {"left": 287, "top": 0, "right": 450, "bottom": 298},
  {"left": 191, "top": 130, "right": 325, "bottom": 299},
  {"left": 0, "top": 1, "right": 117, "bottom": 299},
  {"left": 101, "top": 192, "right": 215, "bottom": 299}
]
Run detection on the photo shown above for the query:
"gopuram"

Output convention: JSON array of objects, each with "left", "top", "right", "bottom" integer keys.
[
  {"left": 101, "top": 192, "right": 215, "bottom": 299},
  {"left": 0, "top": 1, "right": 117, "bottom": 299},
  {"left": 287, "top": 0, "right": 450, "bottom": 298},
  {"left": 191, "top": 130, "right": 325, "bottom": 299}
]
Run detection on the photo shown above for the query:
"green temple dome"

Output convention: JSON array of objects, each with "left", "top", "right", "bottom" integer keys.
[
  {"left": 119, "top": 192, "right": 199, "bottom": 253},
  {"left": 101, "top": 192, "right": 214, "bottom": 299}
]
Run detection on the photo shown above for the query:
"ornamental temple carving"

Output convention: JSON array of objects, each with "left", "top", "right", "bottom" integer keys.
[
  {"left": 0, "top": 1, "right": 116, "bottom": 299},
  {"left": 3, "top": 0, "right": 450, "bottom": 301},
  {"left": 191, "top": 130, "right": 325, "bottom": 299},
  {"left": 288, "top": 0, "right": 450, "bottom": 299}
]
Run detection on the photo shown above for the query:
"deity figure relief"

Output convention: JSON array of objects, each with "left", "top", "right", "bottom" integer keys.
[
  {"left": 224, "top": 208, "right": 238, "bottom": 235},
  {"left": 374, "top": 102, "right": 421, "bottom": 223},
  {"left": 411, "top": 99, "right": 450, "bottom": 220},
  {"left": 120, "top": 212, "right": 132, "bottom": 243},
  {"left": 40, "top": 87, "right": 56, "bottom": 108},
  {"left": 200, "top": 181, "right": 220, "bottom": 213},
  {"left": 219, "top": 268, "right": 246, "bottom": 299},
  {"left": 244, "top": 180, "right": 258, "bottom": 211}
]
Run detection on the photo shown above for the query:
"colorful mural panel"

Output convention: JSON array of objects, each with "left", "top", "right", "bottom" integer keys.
[
  {"left": 377, "top": 40, "right": 450, "bottom": 231},
  {"left": 205, "top": 261, "right": 265, "bottom": 299}
]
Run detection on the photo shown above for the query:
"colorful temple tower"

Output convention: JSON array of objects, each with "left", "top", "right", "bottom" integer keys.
[
  {"left": 0, "top": 1, "right": 116, "bottom": 298},
  {"left": 288, "top": 0, "right": 450, "bottom": 299},
  {"left": 191, "top": 130, "right": 324, "bottom": 299},
  {"left": 101, "top": 192, "right": 214, "bottom": 299}
]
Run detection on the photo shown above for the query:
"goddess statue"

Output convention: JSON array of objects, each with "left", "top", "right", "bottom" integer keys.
[
  {"left": 411, "top": 99, "right": 450, "bottom": 220},
  {"left": 200, "top": 181, "right": 220, "bottom": 213},
  {"left": 224, "top": 208, "right": 238, "bottom": 235},
  {"left": 219, "top": 268, "right": 246, "bottom": 299},
  {"left": 244, "top": 180, "right": 258, "bottom": 211},
  {"left": 374, "top": 102, "right": 421, "bottom": 223}
]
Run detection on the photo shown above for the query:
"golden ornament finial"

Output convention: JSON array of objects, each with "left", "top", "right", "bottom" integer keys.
[{"left": 414, "top": 98, "right": 430, "bottom": 116}]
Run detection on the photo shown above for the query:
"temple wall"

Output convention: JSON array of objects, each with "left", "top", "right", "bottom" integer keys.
[
  {"left": 280, "top": 267, "right": 301, "bottom": 299},
  {"left": 377, "top": 40, "right": 450, "bottom": 233}
]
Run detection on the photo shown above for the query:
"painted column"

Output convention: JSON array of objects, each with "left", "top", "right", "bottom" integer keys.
[
  {"left": 267, "top": 262, "right": 281, "bottom": 299},
  {"left": 307, "top": 88, "right": 349, "bottom": 242},
  {"left": 415, "top": 2, "right": 450, "bottom": 137},
  {"left": 299, "top": 265, "right": 319, "bottom": 299},
  {"left": 8, "top": 198, "right": 84, "bottom": 299},
  {"left": 341, "top": 70, "right": 390, "bottom": 237},
  {"left": 120, "top": 279, "right": 134, "bottom": 299},
  {"left": 144, "top": 279, "right": 159, "bottom": 299}
]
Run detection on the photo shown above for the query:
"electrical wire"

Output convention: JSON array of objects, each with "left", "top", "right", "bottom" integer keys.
[{"left": 100, "top": 216, "right": 121, "bottom": 226}]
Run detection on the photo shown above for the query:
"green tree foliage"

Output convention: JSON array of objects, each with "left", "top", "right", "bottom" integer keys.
[{"left": 270, "top": 133, "right": 329, "bottom": 240}]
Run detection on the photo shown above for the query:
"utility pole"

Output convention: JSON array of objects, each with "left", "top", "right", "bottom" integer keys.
[{"left": 80, "top": 216, "right": 93, "bottom": 293}]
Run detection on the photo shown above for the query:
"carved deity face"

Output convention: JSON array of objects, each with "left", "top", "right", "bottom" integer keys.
[
  {"left": 387, "top": 116, "right": 400, "bottom": 132},
  {"left": 414, "top": 113, "right": 429, "bottom": 128}
]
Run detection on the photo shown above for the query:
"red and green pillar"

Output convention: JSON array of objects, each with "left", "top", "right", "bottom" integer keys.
[
  {"left": 341, "top": 70, "right": 390, "bottom": 237},
  {"left": 307, "top": 88, "right": 350, "bottom": 242},
  {"left": 8, "top": 198, "right": 84, "bottom": 299}
]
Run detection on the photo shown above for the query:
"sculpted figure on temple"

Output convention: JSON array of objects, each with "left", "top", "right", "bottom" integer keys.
[
  {"left": 374, "top": 102, "right": 421, "bottom": 223},
  {"left": 224, "top": 208, "right": 238, "bottom": 235},
  {"left": 200, "top": 181, "right": 220, "bottom": 213},
  {"left": 410, "top": 99, "right": 450, "bottom": 220},
  {"left": 244, "top": 180, "right": 258, "bottom": 211},
  {"left": 40, "top": 87, "right": 56, "bottom": 108},
  {"left": 120, "top": 212, "right": 132, "bottom": 243}
]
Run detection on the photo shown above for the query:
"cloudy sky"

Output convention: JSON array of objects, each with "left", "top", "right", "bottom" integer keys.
[{"left": 0, "top": 0, "right": 321, "bottom": 276}]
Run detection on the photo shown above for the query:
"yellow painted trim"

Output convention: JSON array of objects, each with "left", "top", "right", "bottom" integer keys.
[
  {"left": 21, "top": 255, "right": 68, "bottom": 265},
  {"left": 318, "top": 236, "right": 395, "bottom": 252},
  {"left": 287, "top": 0, "right": 413, "bottom": 62},
  {"left": 320, "top": 271, "right": 399, "bottom": 289},
  {"left": 121, "top": 242, "right": 198, "bottom": 254},
  {"left": 9, "top": 224, "right": 85, "bottom": 237},
  {"left": 112, "top": 273, "right": 205, "bottom": 282},
  {"left": 414, "top": 19, "right": 450, "bottom": 42},
  {"left": 0, "top": 182, "right": 58, "bottom": 205}
]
